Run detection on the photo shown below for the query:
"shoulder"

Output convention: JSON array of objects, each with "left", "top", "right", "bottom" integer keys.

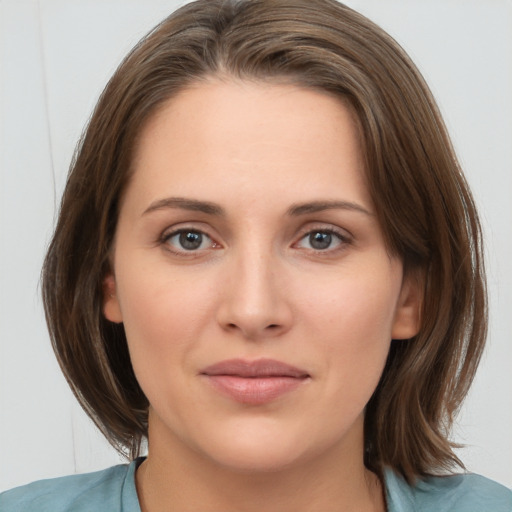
[
  {"left": 0, "top": 461, "right": 141, "bottom": 512},
  {"left": 385, "top": 468, "right": 512, "bottom": 512}
]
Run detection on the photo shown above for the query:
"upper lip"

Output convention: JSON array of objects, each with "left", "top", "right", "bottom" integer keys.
[{"left": 200, "top": 358, "right": 309, "bottom": 378}]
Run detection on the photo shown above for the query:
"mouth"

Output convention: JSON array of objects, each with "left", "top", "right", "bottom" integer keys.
[{"left": 200, "top": 358, "right": 310, "bottom": 405}]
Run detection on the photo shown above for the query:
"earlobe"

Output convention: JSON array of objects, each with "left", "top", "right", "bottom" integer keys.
[
  {"left": 102, "top": 273, "right": 123, "bottom": 323},
  {"left": 391, "top": 271, "right": 423, "bottom": 340}
]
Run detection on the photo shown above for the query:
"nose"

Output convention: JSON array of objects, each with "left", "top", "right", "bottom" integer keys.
[{"left": 216, "top": 248, "right": 293, "bottom": 340}]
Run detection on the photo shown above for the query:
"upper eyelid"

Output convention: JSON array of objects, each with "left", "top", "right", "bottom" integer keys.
[
  {"left": 162, "top": 226, "right": 207, "bottom": 236},
  {"left": 295, "top": 229, "right": 349, "bottom": 245},
  {"left": 295, "top": 223, "right": 353, "bottom": 240},
  {"left": 162, "top": 227, "right": 215, "bottom": 242},
  {"left": 161, "top": 223, "right": 215, "bottom": 238}
]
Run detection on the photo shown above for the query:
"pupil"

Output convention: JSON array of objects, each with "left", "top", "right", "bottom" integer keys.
[
  {"left": 179, "top": 231, "right": 202, "bottom": 250},
  {"left": 310, "top": 232, "right": 331, "bottom": 250}
]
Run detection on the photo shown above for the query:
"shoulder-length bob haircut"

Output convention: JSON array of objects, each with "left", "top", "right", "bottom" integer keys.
[{"left": 42, "top": 0, "right": 486, "bottom": 483}]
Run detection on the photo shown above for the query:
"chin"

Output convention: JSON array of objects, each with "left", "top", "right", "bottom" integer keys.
[
  {"left": 194, "top": 419, "right": 343, "bottom": 476},
  {"left": 190, "top": 421, "right": 309, "bottom": 474}
]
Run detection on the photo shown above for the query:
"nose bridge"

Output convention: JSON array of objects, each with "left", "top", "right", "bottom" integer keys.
[{"left": 217, "top": 237, "right": 292, "bottom": 338}]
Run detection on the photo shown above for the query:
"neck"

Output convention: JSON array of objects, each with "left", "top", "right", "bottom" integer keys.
[{"left": 136, "top": 414, "right": 386, "bottom": 512}]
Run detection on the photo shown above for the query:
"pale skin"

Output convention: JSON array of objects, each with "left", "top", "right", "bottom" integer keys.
[{"left": 103, "top": 79, "right": 422, "bottom": 512}]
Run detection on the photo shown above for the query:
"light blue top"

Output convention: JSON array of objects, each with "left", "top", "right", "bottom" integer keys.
[{"left": 1, "top": 458, "right": 511, "bottom": 511}]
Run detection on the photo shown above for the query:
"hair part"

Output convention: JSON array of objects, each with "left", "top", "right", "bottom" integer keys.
[{"left": 42, "top": 0, "right": 486, "bottom": 483}]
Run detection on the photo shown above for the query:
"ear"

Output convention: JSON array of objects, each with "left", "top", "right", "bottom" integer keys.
[
  {"left": 391, "top": 269, "right": 423, "bottom": 340},
  {"left": 102, "top": 273, "right": 123, "bottom": 323}
]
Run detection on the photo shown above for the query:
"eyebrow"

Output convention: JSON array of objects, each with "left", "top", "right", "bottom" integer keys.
[
  {"left": 142, "top": 197, "right": 225, "bottom": 216},
  {"left": 287, "top": 200, "right": 373, "bottom": 217},
  {"left": 142, "top": 197, "right": 372, "bottom": 218}
]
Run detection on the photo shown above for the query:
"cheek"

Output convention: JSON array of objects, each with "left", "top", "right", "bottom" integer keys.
[
  {"left": 303, "top": 269, "right": 400, "bottom": 343},
  {"left": 300, "top": 268, "right": 399, "bottom": 390},
  {"left": 115, "top": 263, "right": 218, "bottom": 371},
  {"left": 114, "top": 270, "right": 218, "bottom": 421}
]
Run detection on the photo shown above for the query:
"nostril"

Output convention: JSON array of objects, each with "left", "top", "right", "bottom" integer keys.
[{"left": 225, "top": 322, "right": 281, "bottom": 331}]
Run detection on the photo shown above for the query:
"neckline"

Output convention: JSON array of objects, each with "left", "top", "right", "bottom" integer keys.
[{"left": 125, "top": 458, "right": 400, "bottom": 512}]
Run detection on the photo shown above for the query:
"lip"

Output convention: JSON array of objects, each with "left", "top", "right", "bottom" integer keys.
[{"left": 200, "top": 358, "right": 310, "bottom": 405}]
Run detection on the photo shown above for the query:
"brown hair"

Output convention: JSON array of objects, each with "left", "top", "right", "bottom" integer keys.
[{"left": 42, "top": 0, "right": 486, "bottom": 483}]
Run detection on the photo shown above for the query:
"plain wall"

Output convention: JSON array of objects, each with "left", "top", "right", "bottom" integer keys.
[{"left": 1, "top": 0, "right": 511, "bottom": 491}]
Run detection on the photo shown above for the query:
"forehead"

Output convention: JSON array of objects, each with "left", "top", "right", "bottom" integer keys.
[{"left": 127, "top": 79, "right": 371, "bottom": 214}]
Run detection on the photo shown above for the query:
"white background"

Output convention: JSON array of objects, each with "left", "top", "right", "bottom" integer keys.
[{"left": 1, "top": 0, "right": 511, "bottom": 492}]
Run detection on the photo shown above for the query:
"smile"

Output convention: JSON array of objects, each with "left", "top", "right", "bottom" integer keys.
[{"left": 200, "top": 358, "right": 310, "bottom": 405}]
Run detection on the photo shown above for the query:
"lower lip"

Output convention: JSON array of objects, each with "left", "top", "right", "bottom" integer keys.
[{"left": 203, "top": 375, "right": 308, "bottom": 405}]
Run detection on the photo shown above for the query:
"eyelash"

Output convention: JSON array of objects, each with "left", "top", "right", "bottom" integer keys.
[
  {"left": 294, "top": 227, "right": 351, "bottom": 254},
  {"left": 160, "top": 229, "right": 219, "bottom": 256},
  {"left": 159, "top": 226, "right": 351, "bottom": 257}
]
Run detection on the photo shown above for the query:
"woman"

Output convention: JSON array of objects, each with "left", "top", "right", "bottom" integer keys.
[{"left": 1, "top": 0, "right": 511, "bottom": 510}]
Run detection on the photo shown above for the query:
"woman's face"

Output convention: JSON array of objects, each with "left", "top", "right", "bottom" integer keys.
[{"left": 104, "top": 80, "right": 420, "bottom": 472}]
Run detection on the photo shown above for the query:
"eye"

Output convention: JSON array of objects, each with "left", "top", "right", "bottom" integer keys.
[
  {"left": 163, "top": 229, "right": 217, "bottom": 252},
  {"left": 295, "top": 229, "right": 348, "bottom": 251}
]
